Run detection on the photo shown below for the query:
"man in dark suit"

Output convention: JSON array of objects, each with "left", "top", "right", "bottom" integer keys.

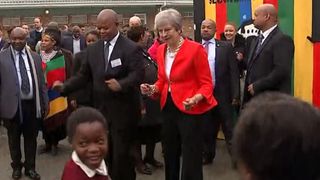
[
  {"left": 61, "top": 25, "right": 86, "bottom": 54},
  {"left": 0, "top": 27, "right": 48, "bottom": 180},
  {"left": 29, "top": 17, "right": 43, "bottom": 51},
  {"left": 201, "top": 19, "right": 240, "bottom": 165},
  {"left": 244, "top": 4, "right": 294, "bottom": 103},
  {"left": 53, "top": 9, "right": 144, "bottom": 180}
]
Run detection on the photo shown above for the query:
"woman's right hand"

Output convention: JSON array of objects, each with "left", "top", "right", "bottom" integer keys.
[
  {"left": 140, "top": 83, "right": 156, "bottom": 96},
  {"left": 140, "top": 83, "right": 152, "bottom": 95},
  {"left": 236, "top": 52, "right": 244, "bottom": 61}
]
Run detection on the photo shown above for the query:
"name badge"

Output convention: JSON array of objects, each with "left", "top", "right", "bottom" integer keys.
[{"left": 110, "top": 58, "right": 122, "bottom": 68}]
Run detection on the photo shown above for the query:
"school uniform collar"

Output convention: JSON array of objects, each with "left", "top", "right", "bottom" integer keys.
[{"left": 72, "top": 151, "right": 108, "bottom": 178}]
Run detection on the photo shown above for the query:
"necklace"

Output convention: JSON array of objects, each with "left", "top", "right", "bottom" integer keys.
[
  {"left": 40, "top": 50, "right": 57, "bottom": 63},
  {"left": 166, "top": 37, "right": 184, "bottom": 58}
]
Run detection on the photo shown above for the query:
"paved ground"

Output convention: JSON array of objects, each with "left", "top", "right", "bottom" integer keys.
[{"left": 0, "top": 125, "right": 239, "bottom": 180}]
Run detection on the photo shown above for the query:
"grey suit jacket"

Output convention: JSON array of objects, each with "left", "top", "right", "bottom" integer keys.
[{"left": 0, "top": 47, "right": 48, "bottom": 119}]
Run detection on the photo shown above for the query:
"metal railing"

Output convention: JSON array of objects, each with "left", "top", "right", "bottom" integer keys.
[{"left": 0, "top": 0, "right": 193, "bottom": 8}]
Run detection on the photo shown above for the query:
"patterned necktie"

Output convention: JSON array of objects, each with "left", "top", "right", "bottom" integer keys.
[
  {"left": 254, "top": 34, "right": 264, "bottom": 55},
  {"left": 104, "top": 41, "right": 110, "bottom": 71},
  {"left": 204, "top": 41, "right": 210, "bottom": 54},
  {"left": 19, "top": 51, "right": 30, "bottom": 94}
]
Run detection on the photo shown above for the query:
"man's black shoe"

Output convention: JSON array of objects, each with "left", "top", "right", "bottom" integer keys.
[
  {"left": 25, "top": 170, "right": 41, "bottom": 180},
  {"left": 12, "top": 169, "right": 22, "bottom": 180}
]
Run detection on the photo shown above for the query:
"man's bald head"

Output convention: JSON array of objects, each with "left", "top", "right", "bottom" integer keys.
[
  {"left": 129, "top": 16, "right": 142, "bottom": 27},
  {"left": 253, "top": 4, "right": 278, "bottom": 31},
  {"left": 10, "top": 27, "right": 28, "bottom": 51},
  {"left": 72, "top": 25, "right": 81, "bottom": 39},
  {"left": 256, "top": 4, "right": 278, "bottom": 21},
  {"left": 10, "top": 27, "right": 27, "bottom": 39},
  {"left": 97, "top": 9, "right": 118, "bottom": 24},
  {"left": 96, "top": 9, "right": 119, "bottom": 41},
  {"left": 201, "top": 19, "right": 216, "bottom": 40},
  {"left": 201, "top": 19, "right": 216, "bottom": 28}
]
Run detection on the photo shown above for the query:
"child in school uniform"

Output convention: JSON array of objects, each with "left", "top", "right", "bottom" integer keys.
[{"left": 61, "top": 107, "right": 110, "bottom": 180}]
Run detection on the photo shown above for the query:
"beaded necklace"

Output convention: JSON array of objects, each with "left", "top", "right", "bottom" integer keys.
[
  {"left": 40, "top": 50, "right": 57, "bottom": 63},
  {"left": 166, "top": 37, "right": 184, "bottom": 58}
]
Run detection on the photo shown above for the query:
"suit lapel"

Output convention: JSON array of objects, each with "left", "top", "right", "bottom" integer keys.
[
  {"left": 6, "top": 47, "right": 20, "bottom": 85},
  {"left": 248, "top": 27, "right": 279, "bottom": 69},
  {"left": 254, "top": 27, "right": 279, "bottom": 59},
  {"left": 94, "top": 40, "right": 106, "bottom": 75},
  {"left": 106, "top": 35, "right": 123, "bottom": 73},
  {"left": 109, "top": 35, "right": 122, "bottom": 62},
  {"left": 215, "top": 40, "right": 220, "bottom": 67},
  {"left": 247, "top": 37, "right": 258, "bottom": 66},
  {"left": 0, "top": 40, "right": 4, "bottom": 49},
  {"left": 80, "top": 37, "right": 86, "bottom": 50}
]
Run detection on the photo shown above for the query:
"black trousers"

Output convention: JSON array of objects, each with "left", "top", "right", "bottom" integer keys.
[
  {"left": 3, "top": 100, "right": 38, "bottom": 170},
  {"left": 162, "top": 94, "right": 203, "bottom": 180},
  {"left": 203, "top": 103, "right": 234, "bottom": 160},
  {"left": 101, "top": 96, "right": 139, "bottom": 180},
  {"left": 107, "top": 127, "right": 136, "bottom": 180}
]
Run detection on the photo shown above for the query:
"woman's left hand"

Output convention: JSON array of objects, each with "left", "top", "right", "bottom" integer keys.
[
  {"left": 183, "top": 94, "right": 203, "bottom": 110},
  {"left": 183, "top": 98, "right": 196, "bottom": 110}
]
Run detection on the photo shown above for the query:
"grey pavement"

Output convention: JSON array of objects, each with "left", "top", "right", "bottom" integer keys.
[{"left": 0, "top": 125, "right": 239, "bottom": 180}]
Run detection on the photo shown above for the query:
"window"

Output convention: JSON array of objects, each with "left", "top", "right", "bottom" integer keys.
[
  {"left": 70, "top": 15, "right": 87, "bottom": 24},
  {"left": 52, "top": 16, "right": 68, "bottom": 25},
  {"left": 21, "top": 17, "right": 34, "bottom": 26},
  {"left": 2, "top": 17, "right": 20, "bottom": 26},
  {"left": 182, "top": 12, "right": 194, "bottom": 17}
]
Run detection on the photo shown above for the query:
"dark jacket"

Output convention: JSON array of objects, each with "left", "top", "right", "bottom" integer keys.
[
  {"left": 63, "top": 35, "right": 145, "bottom": 130},
  {"left": 244, "top": 27, "right": 295, "bottom": 103}
]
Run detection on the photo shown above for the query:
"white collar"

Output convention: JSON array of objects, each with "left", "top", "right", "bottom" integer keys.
[
  {"left": 261, "top": 24, "right": 277, "bottom": 40},
  {"left": 14, "top": 47, "right": 26, "bottom": 55},
  {"left": 35, "top": 27, "right": 43, "bottom": 33},
  {"left": 202, "top": 38, "right": 216, "bottom": 45},
  {"left": 105, "top": 31, "right": 120, "bottom": 47},
  {"left": 71, "top": 151, "right": 108, "bottom": 178},
  {"left": 73, "top": 36, "right": 81, "bottom": 40}
]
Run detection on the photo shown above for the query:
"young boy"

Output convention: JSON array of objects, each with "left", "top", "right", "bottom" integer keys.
[
  {"left": 234, "top": 92, "right": 320, "bottom": 180},
  {"left": 62, "top": 107, "right": 110, "bottom": 180}
]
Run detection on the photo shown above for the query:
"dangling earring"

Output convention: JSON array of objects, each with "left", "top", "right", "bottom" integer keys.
[{"left": 53, "top": 45, "right": 59, "bottom": 51}]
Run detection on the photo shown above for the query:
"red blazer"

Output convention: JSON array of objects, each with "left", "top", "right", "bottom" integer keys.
[{"left": 155, "top": 39, "right": 217, "bottom": 114}]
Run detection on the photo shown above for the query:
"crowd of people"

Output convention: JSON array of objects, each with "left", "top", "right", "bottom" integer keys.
[{"left": 0, "top": 3, "right": 320, "bottom": 180}]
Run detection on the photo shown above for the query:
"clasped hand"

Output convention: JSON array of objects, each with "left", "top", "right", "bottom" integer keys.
[
  {"left": 140, "top": 83, "right": 156, "bottom": 96},
  {"left": 183, "top": 94, "right": 203, "bottom": 110},
  {"left": 105, "top": 78, "right": 122, "bottom": 92}
]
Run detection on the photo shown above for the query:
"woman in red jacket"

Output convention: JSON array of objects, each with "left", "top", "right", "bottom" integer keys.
[{"left": 140, "top": 8, "right": 217, "bottom": 180}]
